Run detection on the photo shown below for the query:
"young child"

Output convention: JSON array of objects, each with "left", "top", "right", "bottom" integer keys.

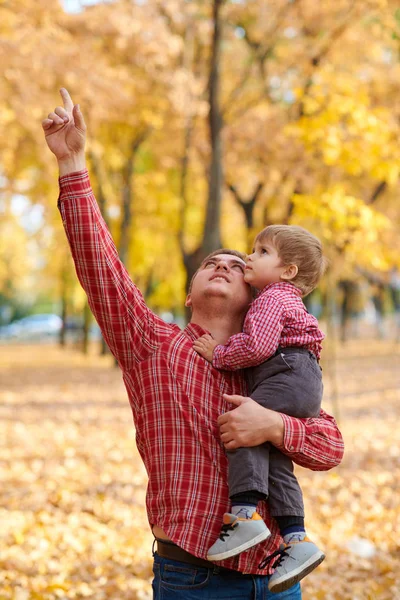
[{"left": 193, "top": 224, "right": 328, "bottom": 593}]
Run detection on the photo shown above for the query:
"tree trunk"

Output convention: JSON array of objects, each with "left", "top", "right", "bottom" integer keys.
[
  {"left": 111, "top": 131, "right": 149, "bottom": 360},
  {"left": 88, "top": 151, "right": 112, "bottom": 356},
  {"left": 323, "top": 272, "right": 340, "bottom": 424},
  {"left": 59, "top": 263, "right": 68, "bottom": 347},
  {"left": 338, "top": 279, "right": 358, "bottom": 343},
  {"left": 119, "top": 130, "right": 150, "bottom": 267},
  {"left": 59, "top": 293, "right": 67, "bottom": 347},
  {"left": 202, "top": 0, "right": 224, "bottom": 255},
  {"left": 82, "top": 301, "right": 91, "bottom": 355},
  {"left": 119, "top": 161, "right": 134, "bottom": 268},
  {"left": 181, "top": 0, "right": 225, "bottom": 315}
]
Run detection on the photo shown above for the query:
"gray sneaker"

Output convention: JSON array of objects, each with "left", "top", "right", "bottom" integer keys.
[
  {"left": 268, "top": 537, "right": 325, "bottom": 593},
  {"left": 207, "top": 512, "right": 271, "bottom": 562}
]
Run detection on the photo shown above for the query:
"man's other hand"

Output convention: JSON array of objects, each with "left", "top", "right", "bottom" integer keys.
[
  {"left": 193, "top": 334, "right": 218, "bottom": 363},
  {"left": 219, "top": 394, "right": 284, "bottom": 450},
  {"left": 42, "top": 88, "right": 86, "bottom": 174}
]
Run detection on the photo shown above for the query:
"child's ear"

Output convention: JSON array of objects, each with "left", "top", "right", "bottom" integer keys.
[
  {"left": 280, "top": 264, "right": 298, "bottom": 281},
  {"left": 185, "top": 294, "right": 192, "bottom": 308}
]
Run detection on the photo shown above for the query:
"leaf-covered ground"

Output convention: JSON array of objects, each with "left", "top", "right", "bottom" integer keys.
[{"left": 1, "top": 341, "right": 399, "bottom": 599}]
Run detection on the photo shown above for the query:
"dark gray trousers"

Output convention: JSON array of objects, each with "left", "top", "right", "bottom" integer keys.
[{"left": 228, "top": 348, "right": 323, "bottom": 517}]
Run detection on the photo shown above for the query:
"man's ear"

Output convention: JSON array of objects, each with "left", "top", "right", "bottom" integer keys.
[
  {"left": 280, "top": 264, "right": 298, "bottom": 281},
  {"left": 185, "top": 294, "right": 192, "bottom": 308}
]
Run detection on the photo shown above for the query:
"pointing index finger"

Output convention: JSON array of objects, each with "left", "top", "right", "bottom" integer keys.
[{"left": 60, "top": 88, "right": 74, "bottom": 112}]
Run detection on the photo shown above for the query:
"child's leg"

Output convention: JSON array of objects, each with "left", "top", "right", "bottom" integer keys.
[
  {"left": 229, "top": 490, "right": 266, "bottom": 519},
  {"left": 248, "top": 349, "right": 323, "bottom": 419},
  {"left": 267, "top": 446, "right": 325, "bottom": 593},
  {"left": 227, "top": 443, "right": 270, "bottom": 518},
  {"left": 249, "top": 351, "right": 323, "bottom": 538},
  {"left": 228, "top": 444, "right": 270, "bottom": 507},
  {"left": 248, "top": 352, "right": 314, "bottom": 542},
  {"left": 207, "top": 446, "right": 271, "bottom": 562},
  {"left": 208, "top": 351, "right": 323, "bottom": 563},
  {"left": 267, "top": 445, "right": 305, "bottom": 540},
  {"left": 248, "top": 353, "right": 325, "bottom": 591}
]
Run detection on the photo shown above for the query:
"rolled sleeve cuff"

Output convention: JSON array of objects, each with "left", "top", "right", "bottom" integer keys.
[
  {"left": 212, "top": 345, "right": 226, "bottom": 369},
  {"left": 58, "top": 169, "right": 91, "bottom": 205},
  {"left": 280, "top": 413, "right": 306, "bottom": 454}
]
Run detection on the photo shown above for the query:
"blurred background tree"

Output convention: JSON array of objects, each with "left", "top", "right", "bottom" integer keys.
[{"left": 1, "top": 0, "right": 400, "bottom": 347}]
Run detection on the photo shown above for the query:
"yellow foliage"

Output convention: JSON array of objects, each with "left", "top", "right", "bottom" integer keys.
[
  {"left": 288, "top": 73, "right": 400, "bottom": 183},
  {"left": 1, "top": 0, "right": 400, "bottom": 310},
  {"left": 0, "top": 212, "right": 33, "bottom": 298},
  {"left": 291, "top": 186, "right": 392, "bottom": 271}
]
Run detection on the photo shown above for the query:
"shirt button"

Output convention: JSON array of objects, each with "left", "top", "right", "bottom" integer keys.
[{"left": 290, "top": 445, "right": 294, "bottom": 451}]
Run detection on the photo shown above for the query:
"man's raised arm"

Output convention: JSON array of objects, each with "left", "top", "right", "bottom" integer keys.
[
  {"left": 42, "top": 90, "right": 172, "bottom": 370},
  {"left": 218, "top": 395, "right": 344, "bottom": 471}
]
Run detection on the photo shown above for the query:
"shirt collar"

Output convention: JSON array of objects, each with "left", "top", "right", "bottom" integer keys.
[
  {"left": 184, "top": 322, "right": 210, "bottom": 341},
  {"left": 260, "top": 282, "right": 302, "bottom": 296}
]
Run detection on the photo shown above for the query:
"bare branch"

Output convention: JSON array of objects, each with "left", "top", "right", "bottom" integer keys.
[
  {"left": 227, "top": 181, "right": 264, "bottom": 230},
  {"left": 221, "top": 56, "right": 256, "bottom": 116},
  {"left": 366, "top": 181, "right": 387, "bottom": 205},
  {"left": 177, "top": 116, "right": 195, "bottom": 259}
]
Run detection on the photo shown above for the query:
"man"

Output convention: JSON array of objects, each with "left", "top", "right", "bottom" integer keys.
[{"left": 42, "top": 90, "right": 344, "bottom": 599}]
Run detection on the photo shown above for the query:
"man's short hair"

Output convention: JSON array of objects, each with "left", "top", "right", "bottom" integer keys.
[
  {"left": 188, "top": 248, "right": 247, "bottom": 294},
  {"left": 255, "top": 225, "right": 328, "bottom": 296}
]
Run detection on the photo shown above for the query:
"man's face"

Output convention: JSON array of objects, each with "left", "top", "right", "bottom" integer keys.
[{"left": 185, "top": 254, "right": 252, "bottom": 313}]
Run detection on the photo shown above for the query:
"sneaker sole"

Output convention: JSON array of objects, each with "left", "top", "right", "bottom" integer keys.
[
  {"left": 207, "top": 528, "right": 271, "bottom": 562},
  {"left": 268, "top": 551, "right": 325, "bottom": 594}
]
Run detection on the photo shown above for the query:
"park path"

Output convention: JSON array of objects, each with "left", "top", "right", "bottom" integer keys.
[{"left": 0, "top": 341, "right": 399, "bottom": 599}]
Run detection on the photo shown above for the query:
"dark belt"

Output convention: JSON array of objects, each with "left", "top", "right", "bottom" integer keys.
[{"left": 155, "top": 539, "right": 232, "bottom": 572}]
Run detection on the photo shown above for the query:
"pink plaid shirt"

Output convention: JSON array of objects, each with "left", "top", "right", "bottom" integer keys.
[
  {"left": 213, "top": 282, "right": 324, "bottom": 370},
  {"left": 58, "top": 170, "right": 344, "bottom": 575}
]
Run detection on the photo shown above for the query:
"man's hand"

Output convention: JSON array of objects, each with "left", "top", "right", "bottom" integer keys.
[
  {"left": 218, "top": 394, "right": 284, "bottom": 450},
  {"left": 42, "top": 88, "right": 86, "bottom": 175},
  {"left": 193, "top": 334, "right": 218, "bottom": 363}
]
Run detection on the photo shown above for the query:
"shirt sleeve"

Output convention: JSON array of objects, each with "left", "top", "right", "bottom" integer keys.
[
  {"left": 213, "top": 294, "right": 284, "bottom": 370},
  {"left": 277, "top": 409, "right": 344, "bottom": 471},
  {"left": 58, "top": 170, "right": 173, "bottom": 371}
]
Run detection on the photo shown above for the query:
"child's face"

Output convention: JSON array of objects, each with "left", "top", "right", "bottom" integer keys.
[{"left": 244, "top": 240, "right": 287, "bottom": 290}]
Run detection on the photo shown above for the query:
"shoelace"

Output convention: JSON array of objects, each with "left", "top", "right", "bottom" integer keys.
[
  {"left": 219, "top": 521, "right": 238, "bottom": 542},
  {"left": 258, "top": 543, "right": 290, "bottom": 570}
]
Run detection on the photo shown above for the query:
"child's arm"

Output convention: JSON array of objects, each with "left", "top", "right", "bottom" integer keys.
[{"left": 212, "top": 294, "right": 284, "bottom": 370}]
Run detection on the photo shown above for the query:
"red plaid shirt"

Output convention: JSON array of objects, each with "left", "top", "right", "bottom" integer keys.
[
  {"left": 58, "top": 170, "right": 344, "bottom": 575},
  {"left": 213, "top": 282, "right": 324, "bottom": 370}
]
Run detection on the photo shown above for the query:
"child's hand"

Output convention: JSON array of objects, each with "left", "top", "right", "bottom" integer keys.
[{"left": 193, "top": 334, "right": 218, "bottom": 363}]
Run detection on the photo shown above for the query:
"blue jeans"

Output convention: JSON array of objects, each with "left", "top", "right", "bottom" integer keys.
[{"left": 152, "top": 554, "right": 302, "bottom": 599}]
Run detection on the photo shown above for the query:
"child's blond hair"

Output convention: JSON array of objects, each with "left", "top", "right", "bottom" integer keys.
[{"left": 255, "top": 225, "right": 328, "bottom": 296}]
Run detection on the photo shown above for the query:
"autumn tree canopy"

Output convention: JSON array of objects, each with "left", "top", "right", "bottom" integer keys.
[{"left": 1, "top": 0, "right": 400, "bottom": 319}]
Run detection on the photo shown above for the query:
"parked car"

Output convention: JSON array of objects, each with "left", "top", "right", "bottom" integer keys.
[{"left": 0, "top": 314, "right": 63, "bottom": 341}]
